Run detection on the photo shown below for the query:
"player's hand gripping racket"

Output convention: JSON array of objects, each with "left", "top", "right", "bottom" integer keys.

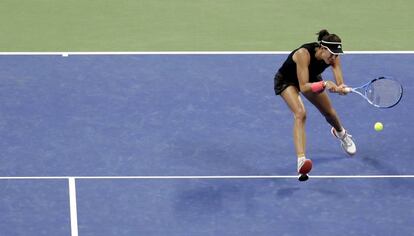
[{"left": 344, "top": 76, "right": 403, "bottom": 108}]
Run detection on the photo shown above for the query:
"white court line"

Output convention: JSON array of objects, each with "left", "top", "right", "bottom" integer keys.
[
  {"left": 68, "top": 178, "right": 79, "bottom": 236},
  {"left": 0, "top": 51, "right": 414, "bottom": 56},
  {"left": 2, "top": 174, "right": 412, "bottom": 236},
  {"left": 1, "top": 175, "right": 414, "bottom": 180}
]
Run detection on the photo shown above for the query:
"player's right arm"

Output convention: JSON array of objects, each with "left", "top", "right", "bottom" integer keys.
[{"left": 293, "top": 48, "right": 312, "bottom": 93}]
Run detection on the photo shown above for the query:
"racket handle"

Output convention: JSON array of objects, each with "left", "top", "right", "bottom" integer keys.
[{"left": 344, "top": 87, "right": 352, "bottom": 93}]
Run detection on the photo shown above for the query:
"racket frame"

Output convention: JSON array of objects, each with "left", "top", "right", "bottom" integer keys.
[{"left": 346, "top": 77, "right": 403, "bottom": 108}]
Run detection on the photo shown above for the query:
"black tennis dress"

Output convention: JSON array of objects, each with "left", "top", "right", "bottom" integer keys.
[{"left": 274, "top": 42, "right": 330, "bottom": 95}]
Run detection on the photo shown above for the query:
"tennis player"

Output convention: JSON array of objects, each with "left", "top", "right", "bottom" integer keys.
[{"left": 274, "top": 29, "right": 356, "bottom": 181}]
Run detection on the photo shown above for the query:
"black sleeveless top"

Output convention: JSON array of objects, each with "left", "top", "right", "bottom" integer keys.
[{"left": 278, "top": 42, "right": 330, "bottom": 82}]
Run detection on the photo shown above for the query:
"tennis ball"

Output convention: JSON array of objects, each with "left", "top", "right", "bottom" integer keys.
[{"left": 374, "top": 122, "right": 383, "bottom": 131}]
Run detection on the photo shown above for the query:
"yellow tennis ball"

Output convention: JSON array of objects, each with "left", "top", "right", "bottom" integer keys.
[{"left": 374, "top": 122, "right": 383, "bottom": 131}]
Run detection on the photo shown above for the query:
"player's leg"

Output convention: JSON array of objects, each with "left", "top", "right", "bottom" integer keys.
[
  {"left": 280, "top": 86, "right": 312, "bottom": 178},
  {"left": 303, "top": 91, "right": 356, "bottom": 155},
  {"left": 302, "top": 90, "right": 342, "bottom": 130},
  {"left": 280, "top": 86, "right": 306, "bottom": 158}
]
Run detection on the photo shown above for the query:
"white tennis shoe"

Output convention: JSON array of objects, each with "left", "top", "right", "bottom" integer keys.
[{"left": 331, "top": 127, "right": 357, "bottom": 155}]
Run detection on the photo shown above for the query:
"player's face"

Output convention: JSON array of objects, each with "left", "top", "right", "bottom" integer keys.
[{"left": 322, "top": 47, "right": 338, "bottom": 64}]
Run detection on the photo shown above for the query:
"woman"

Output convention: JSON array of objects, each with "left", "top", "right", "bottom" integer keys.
[{"left": 274, "top": 29, "right": 356, "bottom": 181}]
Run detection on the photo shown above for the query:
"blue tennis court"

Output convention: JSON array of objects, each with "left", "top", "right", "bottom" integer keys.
[{"left": 1, "top": 53, "right": 413, "bottom": 235}]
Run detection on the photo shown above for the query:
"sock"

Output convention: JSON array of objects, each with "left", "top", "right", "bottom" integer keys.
[
  {"left": 336, "top": 127, "right": 346, "bottom": 138},
  {"left": 297, "top": 155, "right": 306, "bottom": 171}
]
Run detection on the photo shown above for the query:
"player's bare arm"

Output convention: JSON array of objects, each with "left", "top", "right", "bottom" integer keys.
[{"left": 293, "top": 48, "right": 312, "bottom": 93}]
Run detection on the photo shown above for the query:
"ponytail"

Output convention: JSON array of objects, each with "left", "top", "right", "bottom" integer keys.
[{"left": 316, "top": 29, "right": 330, "bottom": 41}]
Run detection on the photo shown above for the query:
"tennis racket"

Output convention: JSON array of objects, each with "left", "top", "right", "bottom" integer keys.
[{"left": 344, "top": 76, "right": 403, "bottom": 108}]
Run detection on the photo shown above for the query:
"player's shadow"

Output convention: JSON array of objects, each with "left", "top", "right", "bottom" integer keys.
[
  {"left": 360, "top": 155, "right": 392, "bottom": 172},
  {"left": 276, "top": 187, "right": 300, "bottom": 197},
  {"left": 308, "top": 147, "right": 343, "bottom": 165},
  {"left": 276, "top": 184, "right": 343, "bottom": 198},
  {"left": 173, "top": 181, "right": 260, "bottom": 217}
]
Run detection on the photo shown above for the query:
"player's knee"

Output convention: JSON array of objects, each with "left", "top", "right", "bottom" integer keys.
[{"left": 294, "top": 109, "right": 306, "bottom": 122}]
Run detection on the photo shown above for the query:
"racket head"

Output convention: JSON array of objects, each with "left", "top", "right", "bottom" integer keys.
[{"left": 363, "top": 76, "right": 403, "bottom": 108}]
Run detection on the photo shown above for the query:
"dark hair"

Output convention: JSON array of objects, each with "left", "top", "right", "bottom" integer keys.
[{"left": 316, "top": 29, "right": 341, "bottom": 43}]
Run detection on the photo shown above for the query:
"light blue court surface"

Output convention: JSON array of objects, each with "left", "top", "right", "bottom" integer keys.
[{"left": 0, "top": 53, "right": 413, "bottom": 235}]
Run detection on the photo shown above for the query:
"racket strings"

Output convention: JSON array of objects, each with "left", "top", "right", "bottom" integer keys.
[{"left": 366, "top": 79, "right": 402, "bottom": 107}]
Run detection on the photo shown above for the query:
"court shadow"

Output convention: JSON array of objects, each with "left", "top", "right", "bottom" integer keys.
[
  {"left": 276, "top": 187, "right": 300, "bottom": 197},
  {"left": 305, "top": 148, "right": 344, "bottom": 167},
  {"left": 360, "top": 153, "right": 399, "bottom": 173},
  {"left": 172, "top": 181, "right": 258, "bottom": 218},
  {"left": 312, "top": 155, "right": 343, "bottom": 165}
]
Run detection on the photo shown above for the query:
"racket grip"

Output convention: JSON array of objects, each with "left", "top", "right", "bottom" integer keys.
[{"left": 344, "top": 87, "right": 352, "bottom": 93}]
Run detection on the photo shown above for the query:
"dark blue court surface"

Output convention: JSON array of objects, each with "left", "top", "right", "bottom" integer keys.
[{"left": 0, "top": 53, "right": 413, "bottom": 235}]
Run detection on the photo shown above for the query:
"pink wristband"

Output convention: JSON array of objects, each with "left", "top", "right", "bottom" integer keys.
[{"left": 311, "top": 81, "right": 326, "bottom": 93}]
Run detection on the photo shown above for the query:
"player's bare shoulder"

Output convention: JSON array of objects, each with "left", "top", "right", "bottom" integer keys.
[{"left": 293, "top": 48, "right": 310, "bottom": 65}]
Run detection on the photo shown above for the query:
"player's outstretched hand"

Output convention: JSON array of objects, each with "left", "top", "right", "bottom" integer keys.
[
  {"left": 325, "top": 81, "right": 349, "bottom": 95},
  {"left": 337, "top": 84, "right": 350, "bottom": 95}
]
